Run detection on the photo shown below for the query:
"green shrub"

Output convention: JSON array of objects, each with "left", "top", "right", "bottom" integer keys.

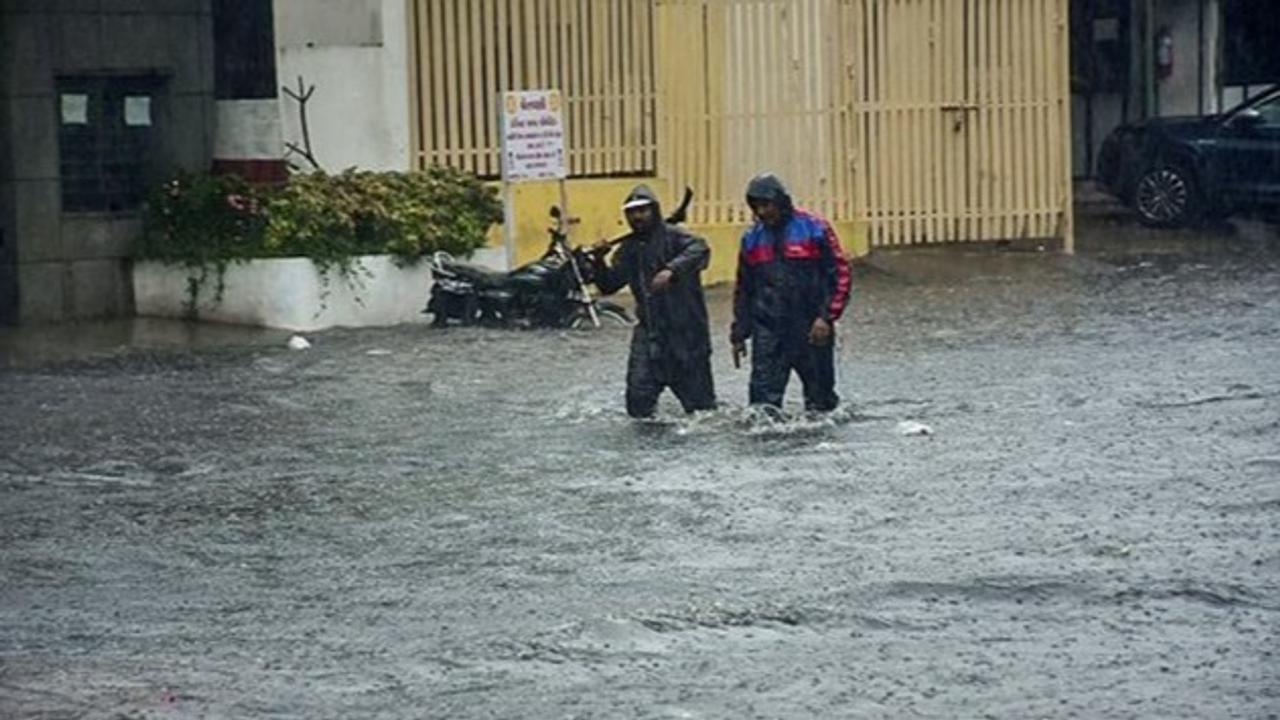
[
  {"left": 138, "top": 173, "right": 267, "bottom": 266},
  {"left": 141, "top": 167, "right": 502, "bottom": 267},
  {"left": 138, "top": 167, "right": 502, "bottom": 313}
]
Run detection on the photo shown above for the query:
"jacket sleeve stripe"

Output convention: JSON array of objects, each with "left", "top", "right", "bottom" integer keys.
[{"left": 823, "top": 220, "right": 852, "bottom": 320}]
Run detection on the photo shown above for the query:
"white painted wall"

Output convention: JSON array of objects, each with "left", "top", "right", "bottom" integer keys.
[
  {"left": 273, "top": 0, "right": 412, "bottom": 172},
  {"left": 134, "top": 249, "right": 506, "bottom": 331}
]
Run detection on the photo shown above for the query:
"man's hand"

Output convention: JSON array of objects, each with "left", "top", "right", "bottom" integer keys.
[
  {"left": 590, "top": 239, "right": 612, "bottom": 255},
  {"left": 650, "top": 268, "right": 675, "bottom": 293},
  {"left": 808, "top": 318, "right": 832, "bottom": 346},
  {"left": 731, "top": 340, "right": 747, "bottom": 369}
]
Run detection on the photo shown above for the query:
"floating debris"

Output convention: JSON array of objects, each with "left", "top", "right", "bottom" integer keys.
[{"left": 896, "top": 420, "right": 933, "bottom": 436}]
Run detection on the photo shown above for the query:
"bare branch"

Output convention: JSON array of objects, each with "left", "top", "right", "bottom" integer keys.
[
  {"left": 282, "top": 76, "right": 323, "bottom": 172},
  {"left": 284, "top": 141, "right": 322, "bottom": 172}
]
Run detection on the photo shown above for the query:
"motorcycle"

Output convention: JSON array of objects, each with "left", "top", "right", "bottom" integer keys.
[{"left": 425, "top": 188, "right": 693, "bottom": 330}]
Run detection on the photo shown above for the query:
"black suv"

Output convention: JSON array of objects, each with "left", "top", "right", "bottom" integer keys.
[{"left": 1097, "top": 84, "right": 1280, "bottom": 227}]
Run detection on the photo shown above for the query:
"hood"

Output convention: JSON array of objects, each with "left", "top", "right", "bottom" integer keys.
[
  {"left": 623, "top": 184, "right": 661, "bottom": 214},
  {"left": 744, "top": 173, "right": 794, "bottom": 213}
]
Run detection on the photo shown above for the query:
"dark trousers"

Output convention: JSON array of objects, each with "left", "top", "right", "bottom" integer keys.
[
  {"left": 626, "top": 333, "right": 716, "bottom": 418},
  {"left": 748, "top": 326, "right": 839, "bottom": 412}
]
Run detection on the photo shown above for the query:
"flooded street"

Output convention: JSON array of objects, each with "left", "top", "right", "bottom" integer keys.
[{"left": 2, "top": 229, "right": 1279, "bottom": 719}]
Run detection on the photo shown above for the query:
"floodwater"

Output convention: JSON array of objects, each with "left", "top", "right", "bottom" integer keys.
[{"left": 2, "top": 223, "right": 1278, "bottom": 719}]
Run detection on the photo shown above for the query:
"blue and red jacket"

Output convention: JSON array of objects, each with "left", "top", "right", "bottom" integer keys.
[{"left": 730, "top": 208, "right": 852, "bottom": 343}]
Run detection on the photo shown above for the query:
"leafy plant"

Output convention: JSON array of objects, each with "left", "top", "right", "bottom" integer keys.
[
  {"left": 139, "top": 167, "right": 502, "bottom": 315},
  {"left": 138, "top": 174, "right": 267, "bottom": 266}
]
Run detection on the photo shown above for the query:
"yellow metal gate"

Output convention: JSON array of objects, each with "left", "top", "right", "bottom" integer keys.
[
  {"left": 408, "top": 0, "right": 659, "bottom": 178},
  {"left": 843, "top": 0, "right": 1073, "bottom": 247},
  {"left": 654, "top": 0, "right": 1072, "bottom": 247},
  {"left": 657, "top": 0, "right": 855, "bottom": 226},
  {"left": 410, "top": 0, "right": 1073, "bottom": 250}
]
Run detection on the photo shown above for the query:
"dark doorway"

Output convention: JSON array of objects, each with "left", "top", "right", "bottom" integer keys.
[{"left": 1071, "top": 0, "right": 1133, "bottom": 179}]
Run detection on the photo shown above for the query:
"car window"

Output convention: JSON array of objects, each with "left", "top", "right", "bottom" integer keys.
[{"left": 1252, "top": 95, "right": 1280, "bottom": 127}]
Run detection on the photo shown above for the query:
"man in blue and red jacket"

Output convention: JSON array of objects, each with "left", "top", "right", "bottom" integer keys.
[{"left": 730, "top": 173, "right": 852, "bottom": 412}]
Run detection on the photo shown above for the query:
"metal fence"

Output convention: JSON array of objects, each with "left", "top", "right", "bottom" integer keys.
[
  {"left": 409, "top": 0, "right": 658, "bottom": 178},
  {"left": 411, "top": 0, "right": 1073, "bottom": 247}
]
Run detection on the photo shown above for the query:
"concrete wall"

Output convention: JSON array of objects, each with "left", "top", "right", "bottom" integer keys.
[
  {"left": 274, "top": 0, "right": 412, "bottom": 172},
  {"left": 133, "top": 252, "right": 509, "bottom": 331},
  {"left": 0, "top": 0, "right": 215, "bottom": 324},
  {"left": 1155, "top": 0, "right": 1211, "bottom": 116},
  {"left": 1, "top": 24, "right": 17, "bottom": 323}
]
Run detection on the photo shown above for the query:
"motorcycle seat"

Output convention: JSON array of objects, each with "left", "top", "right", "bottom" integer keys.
[{"left": 439, "top": 261, "right": 508, "bottom": 288}]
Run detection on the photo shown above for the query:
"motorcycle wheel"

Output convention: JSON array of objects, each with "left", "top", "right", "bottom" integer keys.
[{"left": 566, "top": 302, "right": 634, "bottom": 330}]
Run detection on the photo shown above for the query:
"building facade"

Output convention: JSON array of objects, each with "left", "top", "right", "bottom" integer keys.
[
  {"left": 1071, "top": 0, "right": 1280, "bottom": 179},
  {"left": 4, "top": 0, "right": 1123, "bottom": 325},
  {"left": 1, "top": 0, "right": 215, "bottom": 324}
]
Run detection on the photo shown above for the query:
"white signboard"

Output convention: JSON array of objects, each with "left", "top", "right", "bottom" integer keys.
[{"left": 500, "top": 90, "right": 566, "bottom": 182}]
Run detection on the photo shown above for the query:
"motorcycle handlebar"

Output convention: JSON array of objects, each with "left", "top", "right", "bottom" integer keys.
[{"left": 666, "top": 186, "right": 694, "bottom": 225}]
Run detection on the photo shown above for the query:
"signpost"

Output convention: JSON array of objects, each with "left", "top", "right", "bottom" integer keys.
[{"left": 499, "top": 89, "right": 567, "bottom": 270}]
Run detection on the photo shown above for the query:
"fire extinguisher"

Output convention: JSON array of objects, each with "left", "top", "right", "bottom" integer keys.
[{"left": 1155, "top": 27, "right": 1174, "bottom": 80}]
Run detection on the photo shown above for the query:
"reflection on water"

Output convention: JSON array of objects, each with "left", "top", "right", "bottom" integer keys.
[{"left": 0, "top": 317, "right": 288, "bottom": 369}]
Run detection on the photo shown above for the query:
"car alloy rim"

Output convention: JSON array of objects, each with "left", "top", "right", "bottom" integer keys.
[{"left": 1136, "top": 169, "right": 1188, "bottom": 222}]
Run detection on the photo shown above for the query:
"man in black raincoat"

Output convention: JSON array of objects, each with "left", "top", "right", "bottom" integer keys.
[
  {"left": 730, "top": 173, "right": 852, "bottom": 412},
  {"left": 591, "top": 185, "right": 716, "bottom": 418}
]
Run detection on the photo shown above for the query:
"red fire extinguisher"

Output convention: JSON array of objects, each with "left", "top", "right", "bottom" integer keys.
[{"left": 1155, "top": 27, "right": 1174, "bottom": 80}]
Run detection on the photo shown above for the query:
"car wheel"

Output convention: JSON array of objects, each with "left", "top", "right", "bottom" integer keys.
[{"left": 1134, "top": 164, "right": 1201, "bottom": 228}]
